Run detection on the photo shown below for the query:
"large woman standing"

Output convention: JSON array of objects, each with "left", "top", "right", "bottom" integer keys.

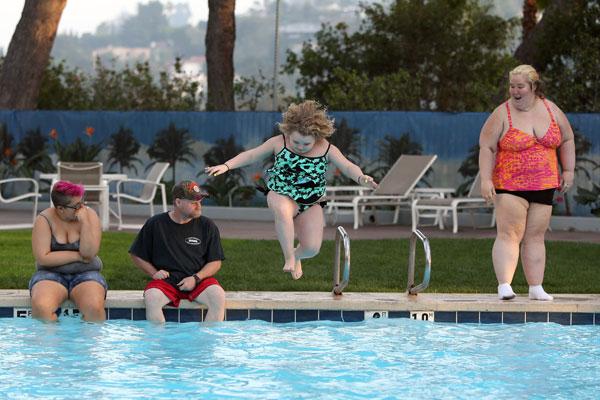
[
  {"left": 30, "top": 181, "right": 107, "bottom": 321},
  {"left": 479, "top": 64, "right": 575, "bottom": 301}
]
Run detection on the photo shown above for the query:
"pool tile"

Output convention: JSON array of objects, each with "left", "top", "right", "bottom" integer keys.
[
  {"left": 480, "top": 312, "right": 502, "bottom": 324},
  {"left": 295, "top": 309, "right": 318, "bottom": 322},
  {"left": 227, "top": 309, "right": 249, "bottom": 321},
  {"left": 342, "top": 311, "right": 364, "bottom": 322},
  {"left": 249, "top": 309, "right": 272, "bottom": 322},
  {"left": 319, "top": 310, "right": 342, "bottom": 321},
  {"left": 526, "top": 312, "right": 548, "bottom": 323},
  {"left": 388, "top": 311, "right": 410, "bottom": 319},
  {"left": 273, "top": 310, "right": 295, "bottom": 323},
  {"left": 164, "top": 308, "right": 179, "bottom": 322},
  {"left": 457, "top": 312, "right": 479, "bottom": 323},
  {"left": 434, "top": 311, "right": 456, "bottom": 323},
  {"left": 549, "top": 312, "right": 571, "bottom": 325},
  {"left": 180, "top": 309, "right": 202, "bottom": 323},
  {"left": 108, "top": 308, "right": 132, "bottom": 320},
  {"left": 596, "top": 314, "right": 600, "bottom": 325},
  {"left": 571, "top": 313, "right": 594, "bottom": 325},
  {"left": 0, "top": 307, "right": 12, "bottom": 318},
  {"left": 132, "top": 309, "right": 146, "bottom": 321},
  {"left": 503, "top": 312, "right": 525, "bottom": 324}
]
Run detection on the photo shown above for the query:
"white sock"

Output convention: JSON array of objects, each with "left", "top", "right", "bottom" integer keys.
[
  {"left": 529, "top": 285, "right": 553, "bottom": 301},
  {"left": 498, "top": 283, "right": 516, "bottom": 300}
]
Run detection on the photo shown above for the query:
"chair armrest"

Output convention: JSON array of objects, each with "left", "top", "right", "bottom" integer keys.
[
  {"left": 413, "top": 187, "right": 455, "bottom": 196},
  {"left": 115, "top": 178, "right": 162, "bottom": 192},
  {"left": 0, "top": 178, "right": 40, "bottom": 202},
  {"left": 0, "top": 177, "right": 39, "bottom": 187}
]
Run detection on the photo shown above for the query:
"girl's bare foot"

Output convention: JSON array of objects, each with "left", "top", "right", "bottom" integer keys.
[
  {"left": 283, "top": 258, "right": 295, "bottom": 273},
  {"left": 291, "top": 258, "right": 303, "bottom": 280}
]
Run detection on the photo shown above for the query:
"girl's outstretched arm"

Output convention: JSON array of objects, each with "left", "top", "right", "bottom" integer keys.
[
  {"left": 205, "top": 136, "right": 279, "bottom": 176},
  {"left": 328, "top": 145, "right": 378, "bottom": 189}
]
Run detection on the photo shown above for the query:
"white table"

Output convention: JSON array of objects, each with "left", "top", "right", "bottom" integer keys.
[{"left": 39, "top": 173, "right": 128, "bottom": 231}]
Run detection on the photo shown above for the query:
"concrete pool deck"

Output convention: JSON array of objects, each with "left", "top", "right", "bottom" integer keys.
[
  {"left": 1, "top": 209, "right": 598, "bottom": 324},
  {"left": 1, "top": 290, "right": 599, "bottom": 324}
]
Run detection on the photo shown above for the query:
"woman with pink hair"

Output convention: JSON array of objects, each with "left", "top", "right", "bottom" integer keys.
[{"left": 29, "top": 180, "right": 107, "bottom": 322}]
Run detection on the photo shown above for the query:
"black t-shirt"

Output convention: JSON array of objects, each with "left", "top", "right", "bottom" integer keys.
[{"left": 129, "top": 212, "right": 225, "bottom": 287}]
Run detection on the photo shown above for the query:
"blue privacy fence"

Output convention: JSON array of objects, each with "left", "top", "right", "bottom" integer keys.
[{"left": 1, "top": 110, "right": 598, "bottom": 215}]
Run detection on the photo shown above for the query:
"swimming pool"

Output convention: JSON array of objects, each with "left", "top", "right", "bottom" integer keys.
[{"left": 1, "top": 318, "right": 598, "bottom": 399}]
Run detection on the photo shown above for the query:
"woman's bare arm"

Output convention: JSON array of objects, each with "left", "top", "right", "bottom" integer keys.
[{"left": 32, "top": 214, "right": 83, "bottom": 266}]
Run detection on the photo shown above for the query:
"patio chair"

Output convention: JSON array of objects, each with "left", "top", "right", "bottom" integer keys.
[
  {"left": 0, "top": 178, "right": 41, "bottom": 229},
  {"left": 56, "top": 161, "right": 106, "bottom": 204},
  {"left": 411, "top": 172, "right": 496, "bottom": 234},
  {"left": 110, "top": 162, "right": 169, "bottom": 230},
  {"left": 325, "top": 154, "right": 438, "bottom": 229}
]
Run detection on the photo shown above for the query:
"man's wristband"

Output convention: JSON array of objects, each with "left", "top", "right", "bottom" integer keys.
[{"left": 193, "top": 274, "right": 201, "bottom": 286}]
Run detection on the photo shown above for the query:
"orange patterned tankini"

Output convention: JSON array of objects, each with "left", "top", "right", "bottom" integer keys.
[{"left": 493, "top": 99, "right": 562, "bottom": 191}]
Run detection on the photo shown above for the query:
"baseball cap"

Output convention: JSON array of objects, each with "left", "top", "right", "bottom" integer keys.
[{"left": 172, "top": 180, "right": 209, "bottom": 201}]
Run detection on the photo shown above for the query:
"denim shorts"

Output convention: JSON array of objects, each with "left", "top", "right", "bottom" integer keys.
[{"left": 29, "top": 270, "right": 108, "bottom": 297}]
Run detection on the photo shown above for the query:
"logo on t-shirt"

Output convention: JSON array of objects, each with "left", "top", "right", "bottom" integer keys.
[{"left": 185, "top": 236, "right": 202, "bottom": 245}]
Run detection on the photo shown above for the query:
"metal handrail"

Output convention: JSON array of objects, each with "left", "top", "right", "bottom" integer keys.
[
  {"left": 407, "top": 229, "right": 431, "bottom": 295},
  {"left": 332, "top": 226, "right": 351, "bottom": 295}
]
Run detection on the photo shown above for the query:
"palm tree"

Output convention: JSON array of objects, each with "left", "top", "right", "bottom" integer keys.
[
  {"left": 0, "top": 0, "right": 66, "bottom": 109},
  {"left": 328, "top": 118, "right": 364, "bottom": 185},
  {"left": 107, "top": 126, "right": 142, "bottom": 174},
  {"left": 17, "top": 128, "right": 54, "bottom": 175},
  {"left": 147, "top": 122, "right": 195, "bottom": 183},
  {"left": 371, "top": 133, "right": 424, "bottom": 182},
  {"left": 205, "top": 0, "right": 235, "bottom": 110},
  {"left": 202, "top": 135, "right": 254, "bottom": 206}
]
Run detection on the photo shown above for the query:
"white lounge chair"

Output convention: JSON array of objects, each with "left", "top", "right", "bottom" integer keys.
[
  {"left": 411, "top": 172, "right": 496, "bottom": 233},
  {"left": 325, "top": 154, "right": 438, "bottom": 229},
  {"left": 111, "top": 162, "right": 169, "bottom": 230},
  {"left": 0, "top": 178, "right": 40, "bottom": 229}
]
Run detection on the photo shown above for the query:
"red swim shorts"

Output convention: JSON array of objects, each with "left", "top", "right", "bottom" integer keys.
[{"left": 144, "top": 277, "right": 221, "bottom": 308}]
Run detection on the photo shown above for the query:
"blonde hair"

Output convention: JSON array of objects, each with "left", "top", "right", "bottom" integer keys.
[
  {"left": 509, "top": 64, "right": 544, "bottom": 97},
  {"left": 278, "top": 100, "right": 335, "bottom": 139}
]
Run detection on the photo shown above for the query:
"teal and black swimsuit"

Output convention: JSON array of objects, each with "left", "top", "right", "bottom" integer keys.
[{"left": 265, "top": 134, "right": 331, "bottom": 214}]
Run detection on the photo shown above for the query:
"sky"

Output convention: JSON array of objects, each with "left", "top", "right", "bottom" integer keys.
[{"left": 0, "top": 0, "right": 262, "bottom": 53}]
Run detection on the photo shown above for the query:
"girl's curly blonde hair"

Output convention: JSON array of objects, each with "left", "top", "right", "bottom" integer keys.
[{"left": 278, "top": 100, "right": 335, "bottom": 139}]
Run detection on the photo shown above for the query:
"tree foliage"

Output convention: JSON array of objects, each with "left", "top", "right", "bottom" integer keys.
[
  {"left": 147, "top": 123, "right": 195, "bottom": 183},
  {"left": 202, "top": 135, "right": 255, "bottom": 206},
  {"left": 531, "top": 1, "right": 600, "bottom": 112},
  {"left": 17, "top": 128, "right": 54, "bottom": 175},
  {"left": 106, "top": 126, "right": 142, "bottom": 174},
  {"left": 36, "top": 57, "right": 201, "bottom": 111},
  {"left": 284, "top": 0, "right": 517, "bottom": 111}
]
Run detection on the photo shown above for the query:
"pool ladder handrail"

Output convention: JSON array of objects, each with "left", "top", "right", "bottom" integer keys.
[
  {"left": 332, "top": 226, "right": 350, "bottom": 296},
  {"left": 407, "top": 229, "right": 431, "bottom": 295}
]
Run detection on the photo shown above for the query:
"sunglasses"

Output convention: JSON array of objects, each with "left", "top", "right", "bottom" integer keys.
[{"left": 60, "top": 201, "right": 85, "bottom": 210}]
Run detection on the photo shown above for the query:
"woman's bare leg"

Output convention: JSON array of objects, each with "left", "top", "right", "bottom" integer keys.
[
  {"left": 520, "top": 202, "right": 553, "bottom": 300},
  {"left": 493, "top": 194, "right": 528, "bottom": 299},
  {"left": 31, "top": 281, "right": 68, "bottom": 322}
]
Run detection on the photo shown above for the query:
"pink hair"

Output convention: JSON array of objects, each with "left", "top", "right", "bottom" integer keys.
[{"left": 53, "top": 180, "right": 85, "bottom": 197}]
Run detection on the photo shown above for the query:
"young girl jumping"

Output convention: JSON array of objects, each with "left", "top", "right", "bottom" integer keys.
[{"left": 205, "top": 100, "right": 378, "bottom": 279}]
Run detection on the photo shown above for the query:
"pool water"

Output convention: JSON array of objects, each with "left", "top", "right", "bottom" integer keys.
[{"left": 0, "top": 318, "right": 598, "bottom": 399}]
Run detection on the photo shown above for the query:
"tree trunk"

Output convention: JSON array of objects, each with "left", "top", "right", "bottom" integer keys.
[
  {"left": 522, "top": 0, "right": 538, "bottom": 39},
  {"left": 514, "top": 0, "right": 568, "bottom": 69},
  {"left": 205, "top": 0, "right": 236, "bottom": 111},
  {"left": 0, "top": 0, "right": 66, "bottom": 109}
]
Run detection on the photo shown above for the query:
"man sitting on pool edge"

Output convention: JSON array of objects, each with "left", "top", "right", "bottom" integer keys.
[{"left": 129, "top": 180, "right": 226, "bottom": 322}]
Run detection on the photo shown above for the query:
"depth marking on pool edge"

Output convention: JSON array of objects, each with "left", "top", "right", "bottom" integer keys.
[{"left": 410, "top": 311, "right": 435, "bottom": 322}]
